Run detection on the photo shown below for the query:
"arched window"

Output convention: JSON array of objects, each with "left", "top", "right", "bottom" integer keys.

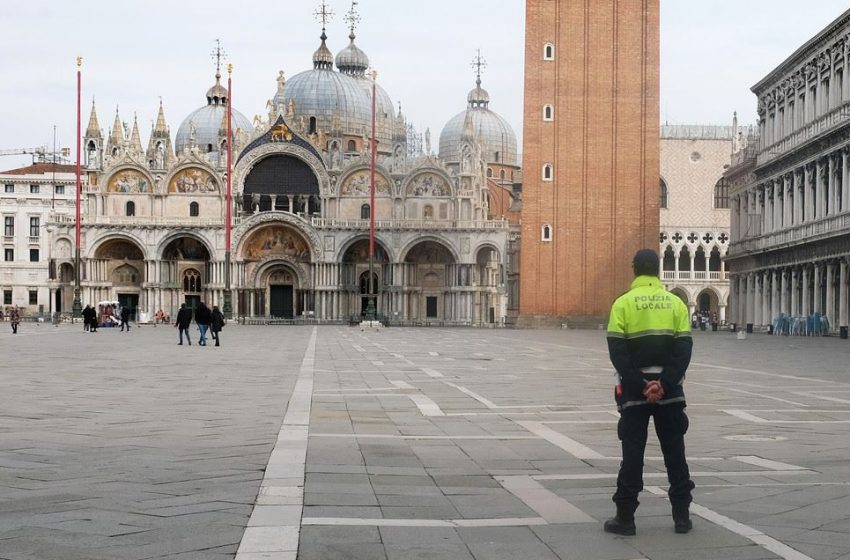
[
  {"left": 660, "top": 178, "right": 668, "bottom": 209},
  {"left": 182, "top": 269, "right": 202, "bottom": 293},
  {"left": 714, "top": 177, "right": 730, "bottom": 208},
  {"left": 541, "top": 224, "right": 552, "bottom": 241},
  {"left": 543, "top": 43, "right": 555, "bottom": 60},
  {"left": 543, "top": 104, "right": 554, "bottom": 121},
  {"left": 347, "top": 139, "right": 357, "bottom": 152},
  {"left": 499, "top": 169, "right": 506, "bottom": 180},
  {"left": 126, "top": 201, "right": 135, "bottom": 217},
  {"left": 309, "top": 117, "right": 317, "bottom": 135},
  {"left": 542, "top": 164, "right": 553, "bottom": 181},
  {"left": 495, "top": 151, "right": 501, "bottom": 163},
  {"left": 423, "top": 204, "right": 434, "bottom": 219},
  {"left": 189, "top": 202, "right": 199, "bottom": 217},
  {"left": 360, "top": 204, "right": 370, "bottom": 220},
  {"left": 486, "top": 167, "right": 493, "bottom": 178}
]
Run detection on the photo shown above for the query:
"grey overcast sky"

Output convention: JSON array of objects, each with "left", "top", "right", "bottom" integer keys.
[{"left": 1, "top": 1, "right": 849, "bottom": 169}]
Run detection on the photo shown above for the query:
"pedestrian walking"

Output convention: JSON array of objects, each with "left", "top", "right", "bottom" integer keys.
[
  {"left": 210, "top": 305, "right": 225, "bottom": 347},
  {"left": 82, "top": 305, "right": 92, "bottom": 331},
  {"left": 9, "top": 308, "right": 20, "bottom": 334},
  {"left": 120, "top": 306, "right": 131, "bottom": 332},
  {"left": 604, "top": 249, "right": 695, "bottom": 536},
  {"left": 175, "top": 303, "right": 193, "bottom": 346},
  {"left": 195, "top": 302, "right": 211, "bottom": 346}
]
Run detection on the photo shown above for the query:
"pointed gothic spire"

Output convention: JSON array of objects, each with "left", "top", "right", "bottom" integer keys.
[
  {"left": 86, "top": 99, "right": 102, "bottom": 139},
  {"left": 154, "top": 99, "right": 168, "bottom": 134},
  {"left": 109, "top": 108, "right": 124, "bottom": 144},
  {"left": 129, "top": 114, "right": 144, "bottom": 154}
]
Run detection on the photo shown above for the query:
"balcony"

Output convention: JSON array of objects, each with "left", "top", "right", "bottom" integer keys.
[
  {"left": 757, "top": 102, "right": 850, "bottom": 167},
  {"left": 28, "top": 236, "right": 39, "bottom": 244},
  {"left": 662, "top": 270, "right": 728, "bottom": 283},
  {"left": 47, "top": 213, "right": 224, "bottom": 228},
  {"left": 310, "top": 217, "right": 510, "bottom": 231},
  {"left": 729, "top": 211, "right": 850, "bottom": 256}
]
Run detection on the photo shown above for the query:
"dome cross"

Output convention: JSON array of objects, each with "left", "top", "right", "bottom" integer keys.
[
  {"left": 344, "top": 1, "right": 361, "bottom": 35},
  {"left": 210, "top": 39, "right": 228, "bottom": 79},
  {"left": 314, "top": 0, "right": 335, "bottom": 31},
  {"left": 471, "top": 49, "right": 487, "bottom": 88}
]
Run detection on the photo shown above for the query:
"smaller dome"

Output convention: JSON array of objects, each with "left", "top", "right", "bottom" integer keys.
[
  {"left": 467, "top": 85, "right": 490, "bottom": 107},
  {"left": 206, "top": 73, "right": 228, "bottom": 105},
  {"left": 336, "top": 33, "right": 369, "bottom": 77},
  {"left": 313, "top": 31, "right": 334, "bottom": 70}
]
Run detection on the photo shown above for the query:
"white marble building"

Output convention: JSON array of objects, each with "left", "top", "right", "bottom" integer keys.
[
  {"left": 0, "top": 163, "right": 81, "bottom": 315},
  {"left": 660, "top": 124, "right": 734, "bottom": 322},
  {"left": 725, "top": 9, "right": 850, "bottom": 334}
]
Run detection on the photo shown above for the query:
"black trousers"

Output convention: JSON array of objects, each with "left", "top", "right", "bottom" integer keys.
[{"left": 613, "top": 403, "right": 694, "bottom": 513}]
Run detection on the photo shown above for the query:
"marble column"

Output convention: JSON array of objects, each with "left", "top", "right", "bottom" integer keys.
[
  {"left": 816, "top": 159, "right": 825, "bottom": 219},
  {"left": 745, "top": 273, "right": 754, "bottom": 325},
  {"left": 780, "top": 270, "right": 788, "bottom": 315},
  {"left": 794, "top": 170, "right": 803, "bottom": 225},
  {"left": 829, "top": 154, "right": 836, "bottom": 216},
  {"left": 814, "top": 264, "right": 823, "bottom": 314},
  {"left": 840, "top": 259, "right": 848, "bottom": 328},
  {"left": 801, "top": 266, "right": 810, "bottom": 316},
  {"left": 771, "top": 269, "right": 780, "bottom": 320},
  {"left": 774, "top": 179, "right": 783, "bottom": 229},
  {"left": 754, "top": 273, "right": 763, "bottom": 326},
  {"left": 842, "top": 147, "right": 849, "bottom": 213},
  {"left": 791, "top": 268, "right": 799, "bottom": 316},
  {"left": 785, "top": 174, "right": 793, "bottom": 226},
  {"left": 826, "top": 262, "right": 836, "bottom": 321}
]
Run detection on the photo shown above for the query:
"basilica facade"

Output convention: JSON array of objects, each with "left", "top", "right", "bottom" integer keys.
[{"left": 44, "top": 20, "right": 520, "bottom": 325}]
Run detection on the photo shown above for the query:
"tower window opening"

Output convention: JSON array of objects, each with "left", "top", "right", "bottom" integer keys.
[
  {"left": 543, "top": 43, "right": 555, "bottom": 60},
  {"left": 500, "top": 169, "right": 506, "bottom": 180},
  {"left": 543, "top": 164, "right": 553, "bottom": 181},
  {"left": 189, "top": 201, "right": 199, "bottom": 217},
  {"left": 542, "top": 224, "right": 552, "bottom": 241},
  {"left": 360, "top": 203, "right": 370, "bottom": 220},
  {"left": 309, "top": 117, "right": 317, "bottom": 135},
  {"left": 347, "top": 139, "right": 357, "bottom": 152},
  {"left": 543, "top": 104, "right": 554, "bottom": 121},
  {"left": 126, "top": 201, "right": 135, "bottom": 217},
  {"left": 486, "top": 167, "right": 493, "bottom": 178}
]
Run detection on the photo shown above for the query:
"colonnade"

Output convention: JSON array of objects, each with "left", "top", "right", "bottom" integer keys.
[
  {"left": 732, "top": 147, "right": 850, "bottom": 240},
  {"left": 730, "top": 257, "right": 850, "bottom": 330}
]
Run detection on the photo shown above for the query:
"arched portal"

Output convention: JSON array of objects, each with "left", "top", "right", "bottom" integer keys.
[
  {"left": 697, "top": 288, "right": 719, "bottom": 316},
  {"left": 161, "top": 236, "right": 212, "bottom": 314},
  {"left": 341, "top": 238, "right": 390, "bottom": 318},
  {"left": 475, "top": 245, "right": 503, "bottom": 324},
  {"left": 404, "top": 240, "right": 456, "bottom": 321},
  {"left": 93, "top": 238, "right": 146, "bottom": 318}
]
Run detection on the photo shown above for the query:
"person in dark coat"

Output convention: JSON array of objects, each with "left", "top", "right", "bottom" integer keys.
[
  {"left": 120, "top": 306, "right": 131, "bottom": 332},
  {"left": 82, "top": 305, "right": 91, "bottom": 331},
  {"left": 195, "top": 302, "right": 212, "bottom": 346},
  {"left": 175, "top": 304, "right": 193, "bottom": 346},
  {"left": 9, "top": 308, "right": 20, "bottom": 334},
  {"left": 210, "top": 305, "right": 225, "bottom": 347}
]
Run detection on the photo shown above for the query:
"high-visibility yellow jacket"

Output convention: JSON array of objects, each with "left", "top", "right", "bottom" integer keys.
[{"left": 606, "top": 275, "right": 693, "bottom": 410}]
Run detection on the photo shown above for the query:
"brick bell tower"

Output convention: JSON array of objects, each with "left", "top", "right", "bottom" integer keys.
[{"left": 519, "top": 0, "right": 660, "bottom": 327}]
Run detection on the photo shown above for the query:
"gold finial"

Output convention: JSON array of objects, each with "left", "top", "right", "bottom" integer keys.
[
  {"left": 76, "top": 56, "right": 83, "bottom": 67},
  {"left": 227, "top": 63, "right": 233, "bottom": 75},
  {"left": 371, "top": 69, "right": 378, "bottom": 81}
]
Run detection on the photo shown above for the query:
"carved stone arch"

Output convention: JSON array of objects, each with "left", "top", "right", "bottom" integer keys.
[
  {"left": 156, "top": 230, "right": 216, "bottom": 260},
  {"left": 234, "top": 214, "right": 320, "bottom": 263},
  {"left": 336, "top": 234, "right": 396, "bottom": 263},
  {"left": 338, "top": 165, "right": 393, "bottom": 197},
  {"left": 102, "top": 165, "right": 155, "bottom": 194},
  {"left": 232, "top": 142, "right": 330, "bottom": 198},
  {"left": 164, "top": 162, "right": 222, "bottom": 195},
  {"left": 401, "top": 168, "right": 455, "bottom": 199},
  {"left": 249, "top": 256, "right": 309, "bottom": 289},
  {"left": 87, "top": 233, "right": 148, "bottom": 260},
  {"left": 472, "top": 241, "right": 503, "bottom": 263},
  {"left": 53, "top": 236, "right": 74, "bottom": 259},
  {"left": 669, "top": 287, "right": 691, "bottom": 306},
  {"left": 399, "top": 234, "right": 460, "bottom": 263}
]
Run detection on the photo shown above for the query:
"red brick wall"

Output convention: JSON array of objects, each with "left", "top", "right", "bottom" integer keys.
[{"left": 519, "top": 0, "right": 660, "bottom": 323}]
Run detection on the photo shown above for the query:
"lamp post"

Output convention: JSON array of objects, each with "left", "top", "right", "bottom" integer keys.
[
  {"left": 365, "top": 69, "right": 378, "bottom": 322},
  {"left": 223, "top": 63, "right": 233, "bottom": 319},
  {"left": 72, "top": 56, "right": 83, "bottom": 321}
]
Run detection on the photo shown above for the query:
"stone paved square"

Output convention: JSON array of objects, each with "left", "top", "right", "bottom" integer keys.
[{"left": 2, "top": 323, "right": 850, "bottom": 559}]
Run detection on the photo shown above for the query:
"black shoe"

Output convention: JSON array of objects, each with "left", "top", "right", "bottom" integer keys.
[
  {"left": 178, "top": 343, "right": 182, "bottom": 345},
  {"left": 603, "top": 516, "right": 636, "bottom": 536},
  {"left": 674, "top": 518, "right": 692, "bottom": 533}
]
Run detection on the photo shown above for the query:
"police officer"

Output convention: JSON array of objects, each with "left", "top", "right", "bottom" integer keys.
[{"left": 604, "top": 248, "right": 695, "bottom": 535}]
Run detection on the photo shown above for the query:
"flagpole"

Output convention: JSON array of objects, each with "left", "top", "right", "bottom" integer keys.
[
  {"left": 365, "top": 69, "right": 377, "bottom": 322},
  {"left": 72, "top": 56, "right": 83, "bottom": 320},
  {"left": 223, "top": 63, "right": 233, "bottom": 319}
]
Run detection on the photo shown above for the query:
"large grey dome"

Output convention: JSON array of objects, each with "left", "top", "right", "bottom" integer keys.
[
  {"left": 439, "top": 83, "right": 517, "bottom": 166},
  {"left": 175, "top": 74, "right": 253, "bottom": 156}
]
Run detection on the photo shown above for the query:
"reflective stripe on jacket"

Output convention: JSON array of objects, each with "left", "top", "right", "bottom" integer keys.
[{"left": 607, "top": 275, "right": 693, "bottom": 410}]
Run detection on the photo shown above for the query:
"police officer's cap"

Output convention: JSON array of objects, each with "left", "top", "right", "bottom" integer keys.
[{"left": 632, "top": 249, "right": 659, "bottom": 275}]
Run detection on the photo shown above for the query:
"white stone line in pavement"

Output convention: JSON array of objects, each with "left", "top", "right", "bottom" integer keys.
[
  {"left": 235, "top": 327, "right": 317, "bottom": 560},
  {"left": 722, "top": 409, "right": 850, "bottom": 424},
  {"left": 352, "top": 344, "right": 365, "bottom": 352},
  {"left": 301, "top": 517, "right": 548, "bottom": 527},
  {"left": 442, "top": 381, "right": 499, "bottom": 409},
  {"left": 534, "top": 470, "right": 816, "bottom": 481},
  {"left": 421, "top": 367, "right": 444, "bottom": 378},
  {"left": 516, "top": 420, "right": 605, "bottom": 459},
  {"left": 310, "top": 433, "right": 539, "bottom": 440},
  {"left": 792, "top": 392, "right": 850, "bottom": 405},
  {"left": 408, "top": 394, "right": 446, "bottom": 416},
  {"left": 645, "top": 486, "right": 815, "bottom": 560},
  {"left": 690, "top": 382, "right": 809, "bottom": 407},
  {"left": 733, "top": 456, "right": 808, "bottom": 471},
  {"left": 690, "top": 361, "right": 835, "bottom": 385},
  {"left": 496, "top": 475, "right": 596, "bottom": 523}
]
